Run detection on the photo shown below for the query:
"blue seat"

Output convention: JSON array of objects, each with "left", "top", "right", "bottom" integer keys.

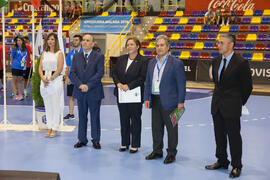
[
  {"left": 245, "top": 43, "right": 254, "bottom": 50},
  {"left": 200, "top": 11, "right": 207, "bottom": 16},
  {"left": 204, "top": 42, "right": 213, "bottom": 50},
  {"left": 171, "top": 51, "right": 180, "bottom": 58},
  {"left": 170, "top": 42, "right": 176, "bottom": 49},
  {"left": 175, "top": 26, "right": 184, "bottom": 32},
  {"left": 242, "top": 53, "right": 252, "bottom": 60},
  {"left": 202, "top": 25, "right": 211, "bottom": 32},
  {"left": 189, "top": 34, "right": 198, "bottom": 40},
  {"left": 229, "top": 25, "right": 239, "bottom": 32},
  {"left": 109, "top": 12, "right": 116, "bottom": 15},
  {"left": 133, "top": 18, "right": 141, "bottom": 25},
  {"left": 254, "top": 10, "right": 263, "bottom": 16},
  {"left": 262, "top": 17, "right": 270, "bottom": 24},
  {"left": 162, "top": 18, "right": 171, "bottom": 24},
  {"left": 210, "top": 52, "right": 220, "bottom": 59},
  {"left": 153, "top": 33, "right": 160, "bottom": 40}
]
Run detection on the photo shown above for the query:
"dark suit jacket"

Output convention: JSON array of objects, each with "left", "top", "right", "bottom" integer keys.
[
  {"left": 211, "top": 53, "right": 253, "bottom": 118},
  {"left": 144, "top": 55, "right": 186, "bottom": 111},
  {"left": 112, "top": 54, "right": 148, "bottom": 102},
  {"left": 70, "top": 50, "right": 104, "bottom": 100}
]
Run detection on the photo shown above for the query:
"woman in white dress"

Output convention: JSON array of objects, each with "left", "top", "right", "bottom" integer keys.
[{"left": 39, "top": 33, "right": 64, "bottom": 138}]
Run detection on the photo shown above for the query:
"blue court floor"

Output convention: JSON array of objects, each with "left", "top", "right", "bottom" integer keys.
[{"left": 0, "top": 85, "right": 270, "bottom": 180}]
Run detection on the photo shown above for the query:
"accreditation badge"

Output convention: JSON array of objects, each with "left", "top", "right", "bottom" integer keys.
[{"left": 153, "top": 80, "right": 160, "bottom": 93}]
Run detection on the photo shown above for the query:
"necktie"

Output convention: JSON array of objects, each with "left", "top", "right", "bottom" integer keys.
[
  {"left": 84, "top": 54, "right": 88, "bottom": 69},
  {"left": 219, "top": 58, "right": 227, "bottom": 81}
]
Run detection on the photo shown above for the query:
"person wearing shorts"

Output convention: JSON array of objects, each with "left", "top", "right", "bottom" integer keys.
[
  {"left": 23, "top": 36, "right": 33, "bottom": 97},
  {"left": 64, "top": 34, "right": 83, "bottom": 120},
  {"left": 11, "top": 36, "right": 28, "bottom": 100}
]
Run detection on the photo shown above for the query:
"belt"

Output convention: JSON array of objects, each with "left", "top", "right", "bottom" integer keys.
[{"left": 43, "top": 71, "right": 55, "bottom": 75}]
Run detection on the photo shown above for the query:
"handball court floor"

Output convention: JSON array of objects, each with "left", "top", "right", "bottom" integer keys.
[{"left": 0, "top": 83, "right": 270, "bottom": 180}]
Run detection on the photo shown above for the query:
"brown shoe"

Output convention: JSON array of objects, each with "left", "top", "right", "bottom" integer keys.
[
  {"left": 45, "top": 129, "right": 52, "bottom": 137},
  {"left": 49, "top": 130, "right": 57, "bottom": 138}
]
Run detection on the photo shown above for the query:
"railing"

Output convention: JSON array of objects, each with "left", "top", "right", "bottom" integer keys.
[
  {"left": 70, "top": 16, "right": 81, "bottom": 33},
  {"left": 104, "top": 15, "right": 134, "bottom": 73}
]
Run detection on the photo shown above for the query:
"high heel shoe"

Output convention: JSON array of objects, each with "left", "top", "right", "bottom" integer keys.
[
  {"left": 119, "top": 146, "right": 128, "bottom": 152},
  {"left": 45, "top": 129, "right": 52, "bottom": 137},
  {"left": 129, "top": 148, "right": 138, "bottom": 153}
]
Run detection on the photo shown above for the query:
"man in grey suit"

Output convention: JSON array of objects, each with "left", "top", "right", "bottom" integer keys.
[
  {"left": 71, "top": 34, "right": 104, "bottom": 149},
  {"left": 205, "top": 33, "right": 253, "bottom": 178},
  {"left": 144, "top": 35, "right": 186, "bottom": 164}
]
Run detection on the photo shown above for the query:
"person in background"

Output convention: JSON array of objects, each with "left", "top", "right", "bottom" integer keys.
[
  {"left": 205, "top": 33, "right": 253, "bottom": 178},
  {"left": 144, "top": 35, "right": 186, "bottom": 164},
  {"left": 92, "top": 41, "right": 101, "bottom": 54},
  {"left": 66, "top": 1, "right": 74, "bottom": 19},
  {"left": 64, "top": 34, "right": 83, "bottom": 120},
  {"left": 215, "top": 6, "right": 222, "bottom": 26},
  {"left": 39, "top": 33, "right": 64, "bottom": 138},
  {"left": 23, "top": 36, "right": 33, "bottom": 97},
  {"left": 221, "top": 5, "right": 231, "bottom": 26},
  {"left": 0, "top": 35, "right": 8, "bottom": 93},
  {"left": 112, "top": 37, "right": 148, "bottom": 153},
  {"left": 204, "top": 7, "right": 216, "bottom": 25},
  {"left": 10, "top": 36, "right": 28, "bottom": 100},
  {"left": 72, "top": 2, "right": 82, "bottom": 19}
]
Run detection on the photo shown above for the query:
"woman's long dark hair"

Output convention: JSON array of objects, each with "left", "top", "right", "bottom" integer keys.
[
  {"left": 44, "top": 33, "right": 60, "bottom": 53},
  {"left": 14, "top": 36, "right": 26, "bottom": 52}
]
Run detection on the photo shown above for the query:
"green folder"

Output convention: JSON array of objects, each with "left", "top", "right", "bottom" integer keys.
[{"left": 170, "top": 107, "right": 185, "bottom": 127}]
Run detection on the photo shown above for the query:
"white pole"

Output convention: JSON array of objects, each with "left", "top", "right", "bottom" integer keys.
[
  {"left": 1, "top": 7, "right": 8, "bottom": 125},
  {"left": 32, "top": 5, "right": 36, "bottom": 127},
  {"left": 59, "top": 0, "right": 64, "bottom": 127}
]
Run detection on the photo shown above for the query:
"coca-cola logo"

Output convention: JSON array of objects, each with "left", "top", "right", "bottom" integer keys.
[{"left": 208, "top": 0, "right": 255, "bottom": 11}]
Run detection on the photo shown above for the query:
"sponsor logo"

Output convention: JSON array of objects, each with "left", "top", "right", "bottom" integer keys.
[
  {"left": 250, "top": 68, "right": 270, "bottom": 77},
  {"left": 184, "top": 66, "right": 191, "bottom": 72},
  {"left": 208, "top": 0, "right": 255, "bottom": 11}
]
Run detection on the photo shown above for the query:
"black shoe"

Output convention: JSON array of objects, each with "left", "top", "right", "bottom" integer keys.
[
  {"left": 229, "top": 168, "right": 241, "bottom": 178},
  {"left": 129, "top": 148, "right": 138, "bottom": 153},
  {"left": 93, "top": 142, "right": 101, "bottom": 149},
  {"left": 145, "top": 152, "right": 163, "bottom": 160},
  {"left": 163, "top": 155, "right": 176, "bottom": 164},
  {"left": 119, "top": 146, "right": 128, "bottom": 152},
  {"left": 205, "top": 162, "right": 229, "bottom": 170},
  {"left": 64, "top": 114, "right": 75, "bottom": 120},
  {"left": 74, "top": 141, "right": 86, "bottom": 148}
]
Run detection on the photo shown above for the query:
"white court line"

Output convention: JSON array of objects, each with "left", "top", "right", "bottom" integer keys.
[
  {"left": 185, "top": 124, "right": 194, "bottom": 127},
  {"left": 144, "top": 127, "right": 151, "bottom": 130},
  {"left": 252, "top": 118, "right": 258, "bottom": 121},
  {"left": 114, "top": 128, "right": 120, "bottom": 131},
  {"left": 243, "top": 120, "right": 249, "bottom": 122},
  {"left": 260, "top": 117, "right": 266, "bottom": 120}
]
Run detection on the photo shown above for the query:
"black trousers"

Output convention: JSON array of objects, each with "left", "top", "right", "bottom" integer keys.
[
  {"left": 151, "top": 95, "right": 178, "bottom": 156},
  {"left": 213, "top": 110, "right": 242, "bottom": 168},
  {"left": 117, "top": 102, "right": 142, "bottom": 148}
]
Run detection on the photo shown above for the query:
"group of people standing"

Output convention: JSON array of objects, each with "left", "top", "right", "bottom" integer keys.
[
  {"left": 38, "top": 32, "right": 252, "bottom": 178},
  {"left": 204, "top": 5, "right": 231, "bottom": 26}
]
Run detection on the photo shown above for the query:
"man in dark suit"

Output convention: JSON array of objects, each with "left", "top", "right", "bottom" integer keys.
[
  {"left": 144, "top": 35, "right": 186, "bottom": 164},
  {"left": 70, "top": 33, "right": 104, "bottom": 149},
  {"left": 205, "top": 33, "right": 253, "bottom": 178}
]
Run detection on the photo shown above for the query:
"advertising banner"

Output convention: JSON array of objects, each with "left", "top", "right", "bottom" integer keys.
[{"left": 80, "top": 15, "right": 132, "bottom": 33}]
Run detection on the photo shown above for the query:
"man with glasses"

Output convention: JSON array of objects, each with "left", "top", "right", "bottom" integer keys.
[{"left": 205, "top": 33, "right": 253, "bottom": 178}]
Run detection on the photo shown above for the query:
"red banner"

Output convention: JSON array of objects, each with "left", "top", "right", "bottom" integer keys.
[
  {"left": 30, "top": 0, "right": 41, "bottom": 9},
  {"left": 186, "top": 0, "right": 270, "bottom": 12}
]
